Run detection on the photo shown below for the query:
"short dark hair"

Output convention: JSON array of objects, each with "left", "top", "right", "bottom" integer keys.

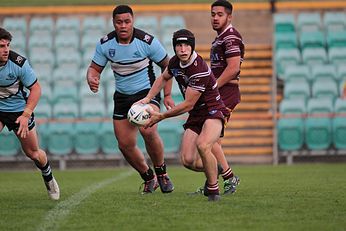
[
  {"left": 113, "top": 5, "right": 133, "bottom": 18},
  {"left": 211, "top": 0, "right": 233, "bottom": 14},
  {"left": 0, "top": 27, "right": 12, "bottom": 41}
]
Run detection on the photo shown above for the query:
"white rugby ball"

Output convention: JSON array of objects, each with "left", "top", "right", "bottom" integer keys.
[{"left": 127, "top": 103, "right": 153, "bottom": 126}]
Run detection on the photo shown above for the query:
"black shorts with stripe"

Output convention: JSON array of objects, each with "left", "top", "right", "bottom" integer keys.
[
  {"left": 112, "top": 89, "right": 161, "bottom": 120},
  {"left": 0, "top": 111, "right": 35, "bottom": 132}
]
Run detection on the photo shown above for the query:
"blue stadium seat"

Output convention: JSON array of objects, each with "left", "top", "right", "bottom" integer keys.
[
  {"left": 323, "top": 12, "right": 346, "bottom": 32},
  {"left": 297, "top": 12, "right": 322, "bottom": 32},
  {"left": 0, "top": 128, "right": 20, "bottom": 156},
  {"left": 75, "top": 122, "right": 101, "bottom": 155},
  {"left": 326, "top": 30, "right": 346, "bottom": 48},
  {"left": 328, "top": 47, "right": 346, "bottom": 65},
  {"left": 283, "top": 79, "right": 310, "bottom": 103},
  {"left": 301, "top": 47, "right": 328, "bottom": 66},
  {"left": 311, "top": 78, "right": 339, "bottom": 101},
  {"left": 47, "top": 122, "right": 75, "bottom": 156},
  {"left": 99, "top": 121, "right": 119, "bottom": 155},
  {"left": 275, "top": 48, "right": 301, "bottom": 77},
  {"left": 273, "top": 13, "right": 296, "bottom": 33},
  {"left": 29, "top": 16, "right": 54, "bottom": 37},
  {"left": 299, "top": 30, "right": 325, "bottom": 51},
  {"left": 55, "top": 16, "right": 80, "bottom": 37},
  {"left": 282, "top": 64, "right": 310, "bottom": 83}
]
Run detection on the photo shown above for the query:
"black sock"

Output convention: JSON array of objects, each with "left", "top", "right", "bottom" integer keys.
[
  {"left": 140, "top": 168, "right": 155, "bottom": 182},
  {"left": 154, "top": 163, "right": 167, "bottom": 176},
  {"left": 217, "top": 164, "right": 224, "bottom": 175},
  {"left": 35, "top": 160, "right": 53, "bottom": 182}
]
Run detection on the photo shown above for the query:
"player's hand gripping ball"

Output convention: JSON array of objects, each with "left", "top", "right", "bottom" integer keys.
[{"left": 127, "top": 103, "right": 153, "bottom": 126}]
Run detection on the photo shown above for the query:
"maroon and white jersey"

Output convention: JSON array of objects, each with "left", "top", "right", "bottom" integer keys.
[
  {"left": 210, "top": 24, "right": 244, "bottom": 80},
  {"left": 167, "top": 52, "right": 227, "bottom": 115}
]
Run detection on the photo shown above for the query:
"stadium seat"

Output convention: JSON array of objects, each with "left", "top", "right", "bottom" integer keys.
[
  {"left": 47, "top": 122, "right": 75, "bottom": 155},
  {"left": 283, "top": 79, "right": 310, "bottom": 103},
  {"left": 35, "top": 102, "right": 52, "bottom": 121},
  {"left": 55, "top": 50, "right": 82, "bottom": 72},
  {"left": 55, "top": 16, "right": 80, "bottom": 37},
  {"left": 160, "top": 15, "right": 186, "bottom": 35},
  {"left": 99, "top": 121, "right": 120, "bottom": 155},
  {"left": 52, "top": 101, "right": 79, "bottom": 119},
  {"left": 323, "top": 12, "right": 346, "bottom": 32},
  {"left": 0, "top": 128, "right": 20, "bottom": 156},
  {"left": 80, "top": 100, "right": 107, "bottom": 119},
  {"left": 274, "top": 32, "right": 298, "bottom": 51},
  {"left": 10, "top": 32, "right": 26, "bottom": 56},
  {"left": 38, "top": 82, "right": 52, "bottom": 105},
  {"left": 277, "top": 118, "right": 305, "bottom": 151},
  {"left": 30, "top": 52, "right": 55, "bottom": 84},
  {"left": 2, "top": 17, "right": 27, "bottom": 35},
  {"left": 336, "top": 64, "right": 346, "bottom": 84},
  {"left": 311, "top": 64, "right": 337, "bottom": 82},
  {"left": 279, "top": 98, "right": 306, "bottom": 115},
  {"left": 51, "top": 84, "right": 79, "bottom": 105},
  {"left": 273, "top": 13, "right": 296, "bottom": 33},
  {"left": 75, "top": 122, "right": 101, "bottom": 155},
  {"left": 134, "top": 16, "right": 160, "bottom": 37},
  {"left": 328, "top": 47, "right": 346, "bottom": 65},
  {"left": 297, "top": 12, "right": 322, "bottom": 32},
  {"left": 326, "top": 30, "right": 346, "bottom": 48},
  {"left": 334, "top": 98, "right": 346, "bottom": 113},
  {"left": 305, "top": 117, "right": 332, "bottom": 150},
  {"left": 29, "top": 16, "right": 54, "bottom": 37},
  {"left": 171, "top": 80, "right": 184, "bottom": 104},
  {"left": 158, "top": 119, "right": 183, "bottom": 153},
  {"left": 52, "top": 68, "right": 80, "bottom": 86},
  {"left": 55, "top": 33, "right": 80, "bottom": 54},
  {"left": 82, "top": 16, "right": 106, "bottom": 38},
  {"left": 28, "top": 34, "right": 53, "bottom": 58},
  {"left": 332, "top": 117, "right": 346, "bottom": 149},
  {"left": 275, "top": 48, "right": 301, "bottom": 77},
  {"left": 37, "top": 122, "right": 49, "bottom": 151},
  {"left": 301, "top": 47, "right": 328, "bottom": 66},
  {"left": 299, "top": 31, "right": 325, "bottom": 51},
  {"left": 282, "top": 64, "right": 310, "bottom": 83},
  {"left": 305, "top": 97, "right": 333, "bottom": 150}
]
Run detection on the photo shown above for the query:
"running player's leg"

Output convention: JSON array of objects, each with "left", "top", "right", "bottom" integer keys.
[
  {"left": 196, "top": 118, "right": 223, "bottom": 201},
  {"left": 180, "top": 129, "right": 204, "bottom": 172},
  {"left": 18, "top": 125, "right": 60, "bottom": 200}
]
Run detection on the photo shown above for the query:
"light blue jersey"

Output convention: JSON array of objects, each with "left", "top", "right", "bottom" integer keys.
[
  {"left": 92, "top": 28, "right": 167, "bottom": 95},
  {"left": 0, "top": 51, "right": 37, "bottom": 112}
]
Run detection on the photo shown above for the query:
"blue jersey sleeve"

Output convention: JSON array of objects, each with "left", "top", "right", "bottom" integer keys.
[
  {"left": 147, "top": 38, "right": 167, "bottom": 64},
  {"left": 19, "top": 61, "right": 37, "bottom": 88},
  {"left": 92, "top": 42, "right": 108, "bottom": 67}
]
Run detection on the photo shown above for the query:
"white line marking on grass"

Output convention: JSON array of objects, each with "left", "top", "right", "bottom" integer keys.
[{"left": 37, "top": 170, "right": 134, "bottom": 231}]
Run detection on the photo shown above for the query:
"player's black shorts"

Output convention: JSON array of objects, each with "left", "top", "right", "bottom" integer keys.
[
  {"left": 112, "top": 89, "right": 161, "bottom": 120},
  {"left": 0, "top": 111, "right": 35, "bottom": 132}
]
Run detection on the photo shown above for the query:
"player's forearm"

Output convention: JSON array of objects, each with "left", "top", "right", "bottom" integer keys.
[
  {"left": 162, "top": 101, "right": 193, "bottom": 119},
  {"left": 23, "top": 82, "right": 41, "bottom": 117},
  {"left": 147, "top": 76, "right": 166, "bottom": 100}
]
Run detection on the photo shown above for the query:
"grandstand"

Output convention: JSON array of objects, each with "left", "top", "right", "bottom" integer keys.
[{"left": 1, "top": 1, "right": 346, "bottom": 168}]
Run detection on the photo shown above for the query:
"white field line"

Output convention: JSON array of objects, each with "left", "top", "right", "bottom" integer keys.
[{"left": 37, "top": 170, "right": 134, "bottom": 231}]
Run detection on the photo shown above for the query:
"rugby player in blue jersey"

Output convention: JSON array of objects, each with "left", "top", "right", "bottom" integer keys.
[
  {"left": 86, "top": 5, "right": 174, "bottom": 194},
  {"left": 0, "top": 27, "right": 59, "bottom": 200}
]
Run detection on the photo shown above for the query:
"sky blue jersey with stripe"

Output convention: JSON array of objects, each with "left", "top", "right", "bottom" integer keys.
[
  {"left": 92, "top": 28, "right": 167, "bottom": 95},
  {"left": 0, "top": 51, "right": 37, "bottom": 112}
]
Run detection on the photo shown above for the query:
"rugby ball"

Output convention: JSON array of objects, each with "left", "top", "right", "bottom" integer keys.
[{"left": 127, "top": 103, "right": 153, "bottom": 126}]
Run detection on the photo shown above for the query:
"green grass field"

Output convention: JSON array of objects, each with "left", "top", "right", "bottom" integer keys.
[{"left": 0, "top": 163, "right": 345, "bottom": 231}]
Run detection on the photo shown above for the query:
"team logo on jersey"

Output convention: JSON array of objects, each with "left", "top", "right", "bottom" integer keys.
[
  {"left": 133, "top": 51, "right": 141, "bottom": 58},
  {"left": 16, "top": 56, "right": 23, "bottom": 64},
  {"left": 109, "top": 49, "right": 115, "bottom": 57},
  {"left": 143, "top": 34, "right": 151, "bottom": 43},
  {"left": 6, "top": 73, "right": 16, "bottom": 80},
  {"left": 102, "top": 35, "right": 109, "bottom": 42}
]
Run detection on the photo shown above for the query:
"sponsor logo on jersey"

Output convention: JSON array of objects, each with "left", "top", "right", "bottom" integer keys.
[
  {"left": 143, "top": 34, "right": 151, "bottom": 43},
  {"left": 6, "top": 73, "right": 16, "bottom": 80},
  {"left": 16, "top": 56, "right": 23, "bottom": 64}
]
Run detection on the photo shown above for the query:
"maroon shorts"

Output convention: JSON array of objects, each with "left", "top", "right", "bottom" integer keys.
[
  {"left": 183, "top": 109, "right": 230, "bottom": 137},
  {"left": 219, "top": 83, "right": 240, "bottom": 111}
]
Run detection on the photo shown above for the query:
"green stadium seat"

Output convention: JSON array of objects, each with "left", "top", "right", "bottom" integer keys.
[
  {"left": 35, "top": 102, "right": 52, "bottom": 121},
  {"left": 10, "top": 32, "right": 26, "bottom": 56},
  {"left": 282, "top": 64, "right": 310, "bottom": 83},
  {"left": 47, "top": 122, "right": 75, "bottom": 156},
  {"left": 328, "top": 47, "right": 346, "bottom": 65},
  {"left": 80, "top": 100, "right": 106, "bottom": 119},
  {"left": 305, "top": 117, "right": 332, "bottom": 150},
  {"left": 51, "top": 84, "right": 79, "bottom": 105},
  {"left": 311, "top": 64, "right": 337, "bottom": 82},
  {"left": 99, "top": 121, "right": 120, "bottom": 155},
  {"left": 305, "top": 97, "right": 333, "bottom": 150},
  {"left": 334, "top": 98, "right": 346, "bottom": 113},
  {"left": 135, "top": 16, "right": 160, "bottom": 38},
  {"left": 279, "top": 98, "right": 306, "bottom": 115},
  {"left": 82, "top": 16, "right": 106, "bottom": 38},
  {"left": 75, "top": 122, "right": 101, "bottom": 155},
  {"left": 297, "top": 12, "right": 322, "bottom": 32},
  {"left": 28, "top": 34, "right": 53, "bottom": 57},
  {"left": 2, "top": 17, "right": 27, "bottom": 35},
  {"left": 277, "top": 118, "right": 305, "bottom": 150},
  {"left": 283, "top": 79, "right": 310, "bottom": 103},
  {"left": 158, "top": 119, "right": 183, "bottom": 153},
  {"left": 299, "top": 31, "right": 325, "bottom": 51},
  {"left": 274, "top": 32, "right": 298, "bottom": 51},
  {"left": 275, "top": 48, "right": 301, "bottom": 77},
  {"left": 37, "top": 123, "right": 49, "bottom": 151},
  {"left": 29, "top": 17, "right": 54, "bottom": 37},
  {"left": 160, "top": 15, "right": 186, "bottom": 35},
  {"left": 52, "top": 101, "right": 79, "bottom": 119},
  {"left": 336, "top": 64, "right": 346, "bottom": 84},
  {"left": 55, "top": 16, "right": 80, "bottom": 37},
  {"left": 326, "top": 30, "right": 346, "bottom": 48},
  {"left": 55, "top": 52, "right": 81, "bottom": 72},
  {"left": 38, "top": 81, "right": 52, "bottom": 104},
  {"left": 302, "top": 47, "right": 328, "bottom": 66},
  {"left": 30, "top": 52, "right": 55, "bottom": 84},
  {"left": 332, "top": 117, "right": 346, "bottom": 149},
  {"left": 52, "top": 68, "right": 80, "bottom": 86},
  {"left": 273, "top": 13, "right": 296, "bottom": 33},
  {"left": 323, "top": 12, "right": 346, "bottom": 32},
  {"left": 55, "top": 33, "right": 80, "bottom": 53},
  {"left": 0, "top": 128, "right": 20, "bottom": 156}
]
